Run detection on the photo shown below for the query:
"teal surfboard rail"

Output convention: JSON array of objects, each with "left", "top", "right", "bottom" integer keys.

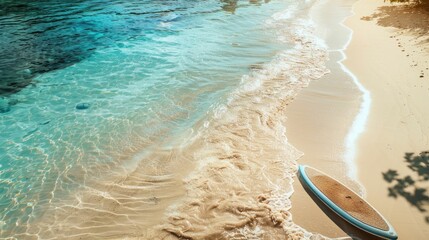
[{"left": 298, "top": 165, "right": 398, "bottom": 240}]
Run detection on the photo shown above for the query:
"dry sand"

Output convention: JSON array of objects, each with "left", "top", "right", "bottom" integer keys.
[
  {"left": 346, "top": 0, "right": 429, "bottom": 239},
  {"left": 288, "top": 0, "right": 429, "bottom": 239}
]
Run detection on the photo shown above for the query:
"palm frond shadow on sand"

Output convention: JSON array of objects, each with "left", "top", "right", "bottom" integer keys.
[
  {"left": 382, "top": 151, "right": 429, "bottom": 224},
  {"left": 361, "top": 3, "right": 429, "bottom": 46}
]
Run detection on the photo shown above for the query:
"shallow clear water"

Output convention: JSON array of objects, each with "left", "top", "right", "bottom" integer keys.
[{"left": 0, "top": 0, "right": 319, "bottom": 237}]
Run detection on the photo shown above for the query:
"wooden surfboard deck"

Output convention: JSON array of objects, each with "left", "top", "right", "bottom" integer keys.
[{"left": 298, "top": 165, "right": 398, "bottom": 240}]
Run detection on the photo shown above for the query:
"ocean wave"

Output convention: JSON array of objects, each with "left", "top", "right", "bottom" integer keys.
[{"left": 161, "top": 1, "right": 332, "bottom": 239}]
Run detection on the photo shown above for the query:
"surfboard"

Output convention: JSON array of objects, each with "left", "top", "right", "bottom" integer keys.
[{"left": 298, "top": 165, "right": 398, "bottom": 240}]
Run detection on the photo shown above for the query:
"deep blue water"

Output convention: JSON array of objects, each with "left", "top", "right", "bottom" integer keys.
[{"left": 0, "top": 0, "right": 296, "bottom": 237}]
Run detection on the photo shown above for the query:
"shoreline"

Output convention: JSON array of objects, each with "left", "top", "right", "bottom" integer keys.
[
  {"left": 346, "top": 0, "right": 429, "bottom": 239},
  {"left": 287, "top": 0, "right": 362, "bottom": 237},
  {"left": 340, "top": 2, "right": 372, "bottom": 182},
  {"left": 288, "top": 0, "right": 429, "bottom": 238}
]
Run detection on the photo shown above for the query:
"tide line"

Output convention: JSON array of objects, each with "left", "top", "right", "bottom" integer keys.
[{"left": 337, "top": 1, "right": 371, "bottom": 189}]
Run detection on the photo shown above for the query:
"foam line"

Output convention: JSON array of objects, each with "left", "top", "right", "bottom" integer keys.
[{"left": 337, "top": 1, "right": 371, "bottom": 185}]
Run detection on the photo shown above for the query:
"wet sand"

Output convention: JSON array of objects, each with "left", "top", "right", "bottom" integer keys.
[
  {"left": 288, "top": 0, "right": 429, "bottom": 239},
  {"left": 287, "top": 0, "right": 361, "bottom": 238}
]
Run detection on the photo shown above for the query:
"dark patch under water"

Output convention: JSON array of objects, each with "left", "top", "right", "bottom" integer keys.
[
  {"left": 0, "top": 0, "right": 194, "bottom": 96},
  {"left": 0, "top": 0, "right": 266, "bottom": 97}
]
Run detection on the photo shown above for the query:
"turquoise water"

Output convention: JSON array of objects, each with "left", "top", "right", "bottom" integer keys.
[{"left": 0, "top": 0, "right": 307, "bottom": 237}]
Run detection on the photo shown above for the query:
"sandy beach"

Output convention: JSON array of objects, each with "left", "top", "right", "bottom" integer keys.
[
  {"left": 2, "top": 0, "right": 428, "bottom": 239},
  {"left": 287, "top": 0, "right": 362, "bottom": 238},
  {"left": 288, "top": 0, "right": 429, "bottom": 239},
  {"left": 348, "top": 0, "right": 429, "bottom": 239}
]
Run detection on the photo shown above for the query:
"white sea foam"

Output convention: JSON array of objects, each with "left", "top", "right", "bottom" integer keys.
[
  {"left": 335, "top": 0, "right": 371, "bottom": 192},
  {"left": 162, "top": 1, "right": 336, "bottom": 239}
]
